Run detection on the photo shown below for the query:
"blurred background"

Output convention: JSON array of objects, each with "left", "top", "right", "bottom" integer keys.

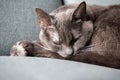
[{"left": 64, "top": 0, "right": 120, "bottom": 5}]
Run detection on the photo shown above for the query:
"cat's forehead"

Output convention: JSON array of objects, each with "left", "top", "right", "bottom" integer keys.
[
  {"left": 49, "top": 4, "right": 79, "bottom": 24},
  {"left": 57, "top": 10, "right": 73, "bottom": 21},
  {"left": 51, "top": 9, "right": 75, "bottom": 23}
]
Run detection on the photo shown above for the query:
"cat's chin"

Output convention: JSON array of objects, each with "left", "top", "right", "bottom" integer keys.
[{"left": 57, "top": 50, "right": 73, "bottom": 57}]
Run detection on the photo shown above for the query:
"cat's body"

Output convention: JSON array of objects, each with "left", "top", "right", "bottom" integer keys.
[{"left": 10, "top": 2, "right": 120, "bottom": 69}]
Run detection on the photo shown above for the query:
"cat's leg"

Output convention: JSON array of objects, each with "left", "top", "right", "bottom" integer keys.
[
  {"left": 69, "top": 52, "right": 120, "bottom": 69},
  {"left": 10, "top": 40, "right": 34, "bottom": 56},
  {"left": 10, "top": 40, "right": 65, "bottom": 59}
]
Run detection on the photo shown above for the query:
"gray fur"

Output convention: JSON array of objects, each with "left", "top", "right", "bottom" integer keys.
[{"left": 10, "top": 2, "right": 120, "bottom": 69}]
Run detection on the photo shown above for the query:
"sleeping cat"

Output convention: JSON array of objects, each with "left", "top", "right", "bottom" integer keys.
[{"left": 10, "top": 2, "right": 120, "bottom": 69}]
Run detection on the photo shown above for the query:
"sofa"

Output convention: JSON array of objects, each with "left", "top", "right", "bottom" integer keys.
[{"left": 0, "top": 0, "right": 120, "bottom": 80}]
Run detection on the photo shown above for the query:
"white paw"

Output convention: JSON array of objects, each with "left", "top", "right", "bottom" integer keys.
[
  {"left": 10, "top": 41, "right": 27, "bottom": 56},
  {"left": 10, "top": 41, "right": 33, "bottom": 56}
]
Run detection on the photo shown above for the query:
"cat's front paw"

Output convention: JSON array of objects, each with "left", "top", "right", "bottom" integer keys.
[{"left": 10, "top": 40, "right": 34, "bottom": 56}]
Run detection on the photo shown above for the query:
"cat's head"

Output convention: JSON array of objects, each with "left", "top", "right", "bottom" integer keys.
[{"left": 35, "top": 2, "right": 93, "bottom": 57}]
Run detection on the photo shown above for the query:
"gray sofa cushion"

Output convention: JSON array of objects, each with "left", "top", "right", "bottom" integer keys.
[
  {"left": 0, "top": 56, "right": 120, "bottom": 80},
  {"left": 0, "top": 0, "right": 62, "bottom": 56},
  {"left": 63, "top": 0, "right": 120, "bottom": 5}
]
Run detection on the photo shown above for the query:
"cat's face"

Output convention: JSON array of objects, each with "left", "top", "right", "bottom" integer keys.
[
  {"left": 36, "top": 2, "right": 93, "bottom": 57},
  {"left": 36, "top": 7, "right": 73, "bottom": 57}
]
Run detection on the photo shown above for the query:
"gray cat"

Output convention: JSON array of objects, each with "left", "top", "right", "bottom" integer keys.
[{"left": 10, "top": 2, "right": 120, "bottom": 69}]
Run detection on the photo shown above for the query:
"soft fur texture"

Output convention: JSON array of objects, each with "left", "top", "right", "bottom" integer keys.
[{"left": 10, "top": 2, "right": 120, "bottom": 69}]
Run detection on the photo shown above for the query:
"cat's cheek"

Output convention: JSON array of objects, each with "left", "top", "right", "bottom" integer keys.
[{"left": 51, "top": 33, "right": 59, "bottom": 43}]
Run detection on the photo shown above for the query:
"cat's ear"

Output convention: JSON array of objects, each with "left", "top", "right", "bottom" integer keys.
[
  {"left": 72, "top": 1, "right": 86, "bottom": 21},
  {"left": 35, "top": 8, "right": 52, "bottom": 28}
]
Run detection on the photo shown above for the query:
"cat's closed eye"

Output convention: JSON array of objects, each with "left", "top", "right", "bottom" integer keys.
[
  {"left": 47, "top": 28, "right": 54, "bottom": 31},
  {"left": 47, "top": 27, "right": 56, "bottom": 33},
  {"left": 53, "top": 41, "right": 60, "bottom": 45}
]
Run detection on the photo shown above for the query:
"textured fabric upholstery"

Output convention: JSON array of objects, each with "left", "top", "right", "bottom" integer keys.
[
  {"left": 63, "top": 0, "right": 120, "bottom": 5},
  {"left": 0, "top": 56, "right": 120, "bottom": 80},
  {"left": 0, "top": 0, "right": 62, "bottom": 55}
]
